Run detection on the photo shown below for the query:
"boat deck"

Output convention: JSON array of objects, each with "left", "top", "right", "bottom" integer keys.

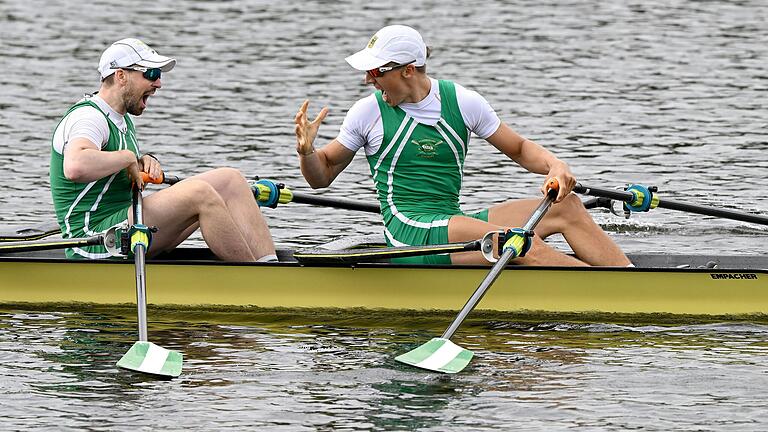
[{"left": 2, "top": 246, "right": 767, "bottom": 271}]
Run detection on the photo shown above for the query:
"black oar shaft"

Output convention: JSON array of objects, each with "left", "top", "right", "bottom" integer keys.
[
  {"left": 658, "top": 199, "right": 768, "bottom": 225},
  {"left": 573, "top": 184, "right": 633, "bottom": 202},
  {"left": 154, "top": 172, "right": 381, "bottom": 214},
  {"left": 574, "top": 184, "right": 768, "bottom": 226},
  {"left": 441, "top": 188, "right": 557, "bottom": 340},
  {"left": 161, "top": 174, "right": 181, "bottom": 185},
  {"left": 290, "top": 192, "right": 380, "bottom": 214},
  {"left": 0, "top": 235, "right": 103, "bottom": 253}
]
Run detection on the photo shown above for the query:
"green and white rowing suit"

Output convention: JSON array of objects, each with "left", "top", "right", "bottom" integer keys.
[
  {"left": 337, "top": 79, "right": 501, "bottom": 264},
  {"left": 50, "top": 94, "right": 139, "bottom": 259}
]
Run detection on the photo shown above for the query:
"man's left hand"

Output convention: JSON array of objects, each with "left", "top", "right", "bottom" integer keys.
[
  {"left": 139, "top": 154, "right": 163, "bottom": 183},
  {"left": 544, "top": 161, "right": 576, "bottom": 203}
]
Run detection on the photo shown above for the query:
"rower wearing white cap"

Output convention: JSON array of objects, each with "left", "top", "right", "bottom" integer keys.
[
  {"left": 294, "top": 25, "right": 630, "bottom": 266},
  {"left": 50, "top": 38, "right": 276, "bottom": 262}
]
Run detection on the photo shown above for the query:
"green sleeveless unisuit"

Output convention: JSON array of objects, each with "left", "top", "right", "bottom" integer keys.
[
  {"left": 366, "top": 80, "right": 488, "bottom": 264},
  {"left": 50, "top": 99, "right": 138, "bottom": 259}
]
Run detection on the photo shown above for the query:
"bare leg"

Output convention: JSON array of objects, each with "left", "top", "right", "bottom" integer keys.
[
  {"left": 150, "top": 222, "right": 199, "bottom": 257},
  {"left": 140, "top": 179, "right": 257, "bottom": 261},
  {"left": 488, "top": 194, "right": 629, "bottom": 266},
  {"left": 448, "top": 215, "right": 587, "bottom": 266},
  {"left": 129, "top": 211, "right": 198, "bottom": 257},
  {"left": 535, "top": 194, "right": 629, "bottom": 266},
  {"left": 185, "top": 168, "right": 275, "bottom": 260},
  {"left": 448, "top": 194, "right": 630, "bottom": 266}
]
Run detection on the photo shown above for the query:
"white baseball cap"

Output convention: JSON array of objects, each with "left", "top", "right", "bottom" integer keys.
[
  {"left": 98, "top": 38, "right": 176, "bottom": 79},
  {"left": 345, "top": 25, "right": 427, "bottom": 71}
]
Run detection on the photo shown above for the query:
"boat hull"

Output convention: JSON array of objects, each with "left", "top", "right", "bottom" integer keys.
[{"left": 1, "top": 254, "right": 767, "bottom": 317}]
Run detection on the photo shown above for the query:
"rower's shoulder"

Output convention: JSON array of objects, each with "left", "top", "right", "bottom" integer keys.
[
  {"left": 352, "top": 93, "right": 380, "bottom": 108},
  {"left": 346, "top": 93, "right": 380, "bottom": 119},
  {"left": 61, "top": 103, "right": 104, "bottom": 122},
  {"left": 448, "top": 80, "right": 486, "bottom": 101}
]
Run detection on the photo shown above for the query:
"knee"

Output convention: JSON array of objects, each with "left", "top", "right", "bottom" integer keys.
[
  {"left": 184, "top": 179, "right": 226, "bottom": 208},
  {"left": 552, "top": 194, "right": 589, "bottom": 217},
  {"left": 207, "top": 168, "right": 252, "bottom": 198},
  {"left": 543, "top": 193, "right": 590, "bottom": 230},
  {"left": 213, "top": 167, "right": 248, "bottom": 187},
  {"left": 215, "top": 167, "right": 246, "bottom": 179}
]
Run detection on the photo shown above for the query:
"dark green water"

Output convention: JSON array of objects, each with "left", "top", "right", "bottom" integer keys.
[{"left": 2, "top": 306, "right": 767, "bottom": 430}]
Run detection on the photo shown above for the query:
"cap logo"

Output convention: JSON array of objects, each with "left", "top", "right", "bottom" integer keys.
[
  {"left": 367, "top": 35, "right": 378, "bottom": 49},
  {"left": 110, "top": 60, "right": 118, "bottom": 68}
]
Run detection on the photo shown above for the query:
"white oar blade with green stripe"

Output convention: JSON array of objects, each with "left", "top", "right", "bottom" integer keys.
[
  {"left": 117, "top": 341, "right": 183, "bottom": 378},
  {"left": 395, "top": 337, "right": 473, "bottom": 374}
]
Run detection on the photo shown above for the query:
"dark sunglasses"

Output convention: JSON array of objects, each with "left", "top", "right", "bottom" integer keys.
[
  {"left": 367, "top": 60, "right": 415, "bottom": 78},
  {"left": 118, "top": 66, "right": 162, "bottom": 81}
]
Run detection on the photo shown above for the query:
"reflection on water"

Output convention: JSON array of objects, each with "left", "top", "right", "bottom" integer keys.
[{"left": 2, "top": 307, "right": 768, "bottom": 430}]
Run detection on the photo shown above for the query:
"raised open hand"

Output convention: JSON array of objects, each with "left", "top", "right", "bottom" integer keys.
[{"left": 294, "top": 99, "right": 329, "bottom": 155}]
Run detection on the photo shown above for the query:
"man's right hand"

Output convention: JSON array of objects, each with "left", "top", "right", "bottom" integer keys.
[
  {"left": 126, "top": 154, "right": 144, "bottom": 190},
  {"left": 294, "top": 99, "right": 328, "bottom": 155}
]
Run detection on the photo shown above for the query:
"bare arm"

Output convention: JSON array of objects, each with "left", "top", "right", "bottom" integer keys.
[
  {"left": 294, "top": 100, "right": 356, "bottom": 188},
  {"left": 298, "top": 140, "right": 356, "bottom": 188},
  {"left": 63, "top": 138, "right": 143, "bottom": 188},
  {"left": 486, "top": 122, "right": 576, "bottom": 202}
]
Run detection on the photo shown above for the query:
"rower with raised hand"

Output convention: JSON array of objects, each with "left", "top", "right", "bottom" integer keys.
[
  {"left": 50, "top": 38, "right": 276, "bottom": 262},
  {"left": 295, "top": 25, "right": 630, "bottom": 266}
]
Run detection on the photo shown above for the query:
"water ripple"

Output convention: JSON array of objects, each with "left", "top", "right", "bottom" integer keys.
[{"left": 2, "top": 0, "right": 768, "bottom": 429}]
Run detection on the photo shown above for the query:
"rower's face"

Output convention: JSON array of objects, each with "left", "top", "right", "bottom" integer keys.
[
  {"left": 365, "top": 66, "right": 410, "bottom": 106},
  {"left": 122, "top": 70, "right": 162, "bottom": 116}
]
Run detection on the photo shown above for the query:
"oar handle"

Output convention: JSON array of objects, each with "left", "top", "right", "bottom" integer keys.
[
  {"left": 441, "top": 178, "right": 559, "bottom": 341},
  {"left": 140, "top": 172, "right": 181, "bottom": 185},
  {"left": 525, "top": 178, "right": 558, "bottom": 231}
]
